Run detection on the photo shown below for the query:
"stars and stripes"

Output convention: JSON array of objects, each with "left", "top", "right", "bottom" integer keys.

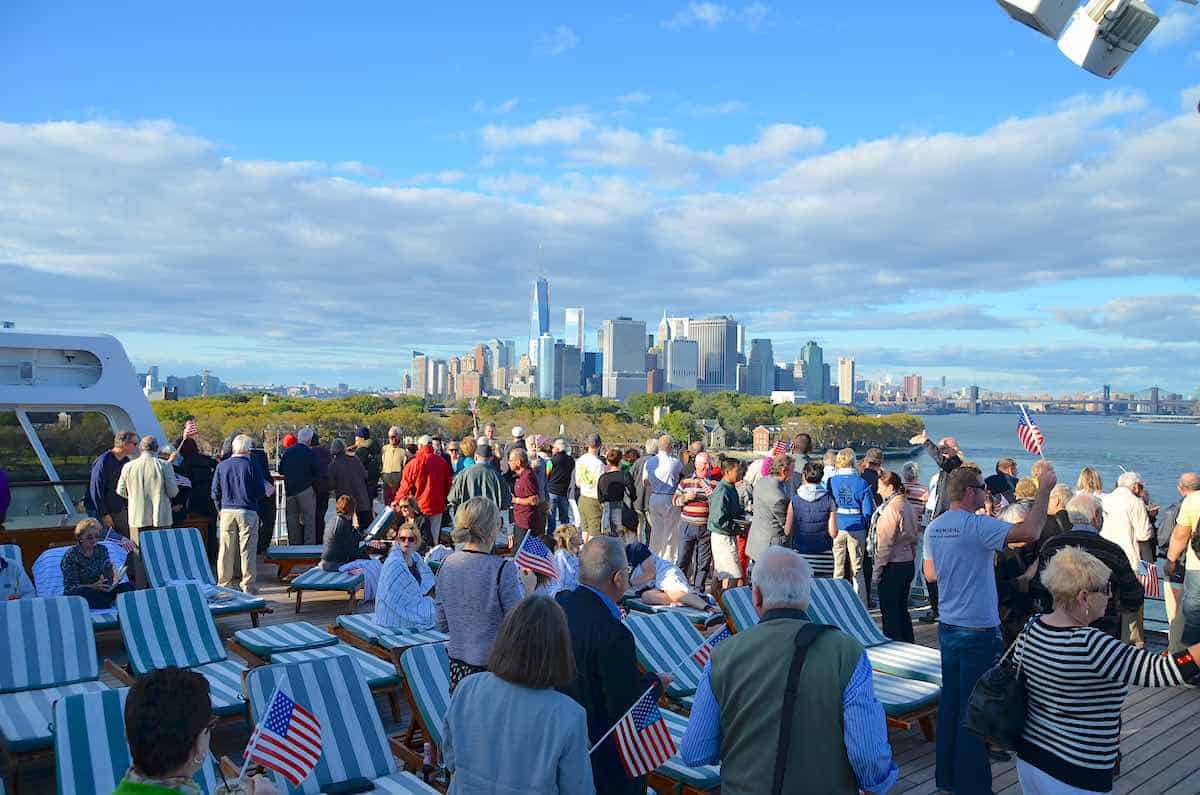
[
  {"left": 613, "top": 687, "right": 677, "bottom": 778},
  {"left": 515, "top": 532, "right": 559, "bottom": 580},
  {"left": 1017, "top": 414, "right": 1045, "bottom": 455},
  {"left": 246, "top": 689, "right": 322, "bottom": 786},
  {"left": 1137, "top": 561, "right": 1161, "bottom": 599},
  {"left": 692, "top": 626, "right": 730, "bottom": 667},
  {"left": 770, "top": 439, "right": 791, "bottom": 457},
  {"left": 182, "top": 418, "right": 198, "bottom": 439}
]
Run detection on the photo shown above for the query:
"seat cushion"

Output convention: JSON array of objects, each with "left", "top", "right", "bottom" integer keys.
[
  {"left": 234, "top": 622, "right": 339, "bottom": 658},
  {"left": 719, "top": 587, "right": 758, "bottom": 633},
  {"left": 872, "top": 671, "right": 940, "bottom": 717},
  {"left": 657, "top": 709, "right": 720, "bottom": 790},
  {"left": 192, "top": 659, "right": 249, "bottom": 717},
  {"left": 0, "top": 680, "right": 107, "bottom": 752},
  {"left": 622, "top": 598, "right": 726, "bottom": 628},
  {"left": 624, "top": 612, "right": 705, "bottom": 699},
  {"left": 398, "top": 643, "right": 450, "bottom": 749},
  {"left": 865, "top": 642, "right": 943, "bottom": 687},
  {"left": 369, "top": 770, "right": 441, "bottom": 793},
  {"left": 90, "top": 609, "right": 120, "bottom": 631},
  {"left": 207, "top": 586, "right": 267, "bottom": 616},
  {"left": 292, "top": 568, "right": 364, "bottom": 592},
  {"left": 375, "top": 629, "right": 451, "bottom": 654},
  {"left": 1, "top": 596, "right": 100, "bottom": 692},
  {"left": 272, "top": 644, "right": 400, "bottom": 689},
  {"left": 266, "top": 545, "right": 324, "bottom": 560},
  {"left": 335, "top": 613, "right": 401, "bottom": 643}
]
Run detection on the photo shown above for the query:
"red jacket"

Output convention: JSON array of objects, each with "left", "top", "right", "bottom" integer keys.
[{"left": 395, "top": 447, "right": 453, "bottom": 516}]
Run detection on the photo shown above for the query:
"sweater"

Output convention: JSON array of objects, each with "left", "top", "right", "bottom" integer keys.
[
  {"left": 708, "top": 480, "right": 744, "bottom": 537},
  {"left": 278, "top": 443, "right": 319, "bottom": 495},
  {"left": 397, "top": 447, "right": 453, "bottom": 516},
  {"left": 88, "top": 450, "right": 128, "bottom": 517},
  {"left": 435, "top": 550, "right": 525, "bottom": 666},
  {"left": 320, "top": 515, "right": 365, "bottom": 571},
  {"left": 547, "top": 451, "right": 575, "bottom": 497},
  {"left": 746, "top": 476, "right": 790, "bottom": 561},
  {"left": 827, "top": 470, "right": 874, "bottom": 535},
  {"left": 210, "top": 455, "right": 266, "bottom": 512},
  {"left": 116, "top": 453, "right": 179, "bottom": 529}
]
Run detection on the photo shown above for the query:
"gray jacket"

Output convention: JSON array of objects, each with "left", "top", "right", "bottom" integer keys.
[{"left": 747, "top": 475, "right": 790, "bottom": 562}]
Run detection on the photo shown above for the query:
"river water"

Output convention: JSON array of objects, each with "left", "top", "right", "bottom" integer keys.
[{"left": 906, "top": 413, "right": 1197, "bottom": 509}]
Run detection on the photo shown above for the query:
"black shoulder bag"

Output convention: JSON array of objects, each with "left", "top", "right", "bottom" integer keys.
[
  {"left": 772, "top": 623, "right": 832, "bottom": 795},
  {"left": 964, "top": 615, "right": 1037, "bottom": 751}
]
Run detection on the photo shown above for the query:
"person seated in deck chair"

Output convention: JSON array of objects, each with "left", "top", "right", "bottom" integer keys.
[
  {"left": 623, "top": 533, "right": 715, "bottom": 613},
  {"left": 373, "top": 521, "right": 437, "bottom": 631}
]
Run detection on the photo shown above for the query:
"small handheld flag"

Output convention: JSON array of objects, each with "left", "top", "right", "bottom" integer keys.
[
  {"left": 613, "top": 687, "right": 678, "bottom": 778},
  {"left": 515, "top": 532, "right": 559, "bottom": 580},
  {"left": 770, "top": 439, "right": 790, "bottom": 457},
  {"left": 1016, "top": 409, "right": 1045, "bottom": 456},
  {"left": 692, "top": 627, "right": 730, "bottom": 667},
  {"left": 243, "top": 688, "right": 322, "bottom": 787},
  {"left": 1137, "top": 561, "right": 1161, "bottom": 599}
]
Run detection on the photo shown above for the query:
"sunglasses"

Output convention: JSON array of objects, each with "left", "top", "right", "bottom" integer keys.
[{"left": 396, "top": 536, "right": 418, "bottom": 543}]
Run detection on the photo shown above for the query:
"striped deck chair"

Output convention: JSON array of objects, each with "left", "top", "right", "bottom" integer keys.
[
  {"left": 624, "top": 612, "right": 706, "bottom": 709},
  {"left": 396, "top": 642, "right": 450, "bottom": 765},
  {"left": 287, "top": 568, "right": 364, "bottom": 613},
  {"left": 31, "top": 544, "right": 127, "bottom": 632},
  {"left": 138, "top": 527, "right": 267, "bottom": 626},
  {"left": 330, "top": 614, "right": 448, "bottom": 665},
  {"left": 0, "top": 546, "right": 20, "bottom": 564},
  {"left": 0, "top": 596, "right": 109, "bottom": 791},
  {"left": 52, "top": 688, "right": 221, "bottom": 795},
  {"left": 116, "top": 585, "right": 248, "bottom": 717},
  {"left": 719, "top": 586, "right": 758, "bottom": 634},
  {"left": 621, "top": 595, "right": 726, "bottom": 630},
  {"left": 264, "top": 545, "right": 322, "bottom": 580},
  {"left": 244, "top": 655, "right": 438, "bottom": 793},
  {"left": 652, "top": 709, "right": 721, "bottom": 794},
  {"left": 807, "top": 578, "right": 942, "bottom": 686}
]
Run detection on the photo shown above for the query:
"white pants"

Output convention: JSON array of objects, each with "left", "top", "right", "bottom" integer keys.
[
  {"left": 1016, "top": 758, "right": 1105, "bottom": 794},
  {"left": 832, "top": 530, "right": 867, "bottom": 605},
  {"left": 647, "top": 493, "right": 682, "bottom": 564}
]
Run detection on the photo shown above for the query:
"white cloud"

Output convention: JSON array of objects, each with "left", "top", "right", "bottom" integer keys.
[
  {"left": 481, "top": 116, "right": 594, "bottom": 149},
  {"left": 539, "top": 25, "right": 579, "bottom": 56},
  {"left": 616, "top": 92, "right": 651, "bottom": 105},
  {"left": 1148, "top": 6, "right": 1199, "bottom": 50},
  {"left": 410, "top": 170, "right": 467, "bottom": 185},
  {"left": 663, "top": 2, "right": 769, "bottom": 30},
  {"left": 472, "top": 98, "right": 520, "bottom": 115}
]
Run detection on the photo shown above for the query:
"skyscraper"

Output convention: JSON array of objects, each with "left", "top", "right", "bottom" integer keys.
[
  {"left": 903, "top": 374, "right": 923, "bottom": 401},
  {"left": 537, "top": 333, "right": 557, "bottom": 400},
  {"left": 558, "top": 344, "right": 582, "bottom": 398},
  {"left": 690, "top": 316, "right": 738, "bottom": 393},
  {"left": 664, "top": 338, "right": 699, "bottom": 392},
  {"left": 529, "top": 277, "right": 550, "bottom": 361},
  {"left": 800, "top": 341, "right": 825, "bottom": 403},
  {"left": 564, "top": 307, "right": 585, "bottom": 351},
  {"left": 837, "top": 357, "right": 856, "bottom": 405},
  {"left": 411, "top": 351, "right": 428, "bottom": 397},
  {"left": 736, "top": 324, "right": 746, "bottom": 356},
  {"left": 747, "top": 338, "right": 774, "bottom": 396},
  {"left": 601, "top": 317, "right": 648, "bottom": 401}
]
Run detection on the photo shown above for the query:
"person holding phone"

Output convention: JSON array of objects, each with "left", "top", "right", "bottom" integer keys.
[{"left": 62, "top": 517, "right": 134, "bottom": 609}]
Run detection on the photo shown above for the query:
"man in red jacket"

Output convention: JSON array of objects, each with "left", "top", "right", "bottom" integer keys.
[{"left": 394, "top": 434, "right": 453, "bottom": 542}]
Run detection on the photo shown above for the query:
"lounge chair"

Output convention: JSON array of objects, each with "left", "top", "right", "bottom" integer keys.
[
  {"left": 621, "top": 594, "right": 726, "bottom": 630},
  {"left": 718, "top": 586, "right": 758, "bottom": 634},
  {"left": 806, "top": 578, "right": 942, "bottom": 686},
  {"left": 395, "top": 642, "right": 450, "bottom": 768},
  {"left": 0, "top": 546, "right": 19, "bottom": 564},
  {"left": 115, "top": 584, "right": 248, "bottom": 718},
  {"left": 329, "top": 614, "right": 448, "bottom": 665},
  {"left": 137, "top": 527, "right": 267, "bottom": 627},
  {"left": 31, "top": 543, "right": 128, "bottom": 633},
  {"left": 650, "top": 709, "right": 721, "bottom": 795},
  {"left": 229, "top": 621, "right": 405, "bottom": 721},
  {"left": 52, "top": 688, "right": 221, "bottom": 795},
  {"left": 624, "top": 612, "right": 707, "bottom": 710},
  {"left": 287, "top": 568, "right": 364, "bottom": 613},
  {"left": 0, "top": 596, "right": 110, "bottom": 793},
  {"left": 267, "top": 507, "right": 397, "bottom": 580},
  {"left": 243, "top": 654, "right": 438, "bottom": 793}
]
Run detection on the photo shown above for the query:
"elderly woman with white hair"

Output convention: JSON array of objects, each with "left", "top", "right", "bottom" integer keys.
[
  {"left": 1015, "top": 545, "right": 1200, "bottom": 794},
  {"left": 435, "top": 497, "right": 526, "bottom": 691}
]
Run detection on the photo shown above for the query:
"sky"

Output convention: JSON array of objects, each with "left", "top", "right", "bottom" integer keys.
[{"left": 2, "top": 1, "right": 1199, "bottom": 394}]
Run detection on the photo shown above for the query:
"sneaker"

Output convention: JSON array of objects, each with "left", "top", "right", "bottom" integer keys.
[{"left": 918, "top": 611, "right": 939, "bottom": 624}]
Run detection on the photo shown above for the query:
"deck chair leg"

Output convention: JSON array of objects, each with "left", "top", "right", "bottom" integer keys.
[
  {"left": 919, "top": 715, "right": 935, "bottom": 742},
  {"left": 294, "top": 591, "right": 303, "bottom": 613},
  {"left": 250, "top": 610, "right": 261, "bottom": 628},
  {"left": 387, "top": 689, "right": 403, "bottom": 723},
  {"left": 348, "top": 594, "right": 358, "bottom": 612}
]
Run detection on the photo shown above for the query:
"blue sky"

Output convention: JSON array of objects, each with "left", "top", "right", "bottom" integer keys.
[{"left": 2, "top": 2, "right": 1199, "bottom": 393}]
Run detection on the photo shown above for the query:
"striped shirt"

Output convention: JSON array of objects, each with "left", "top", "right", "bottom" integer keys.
[{"left": 1015, "top": 618, "right": 1188, "bottom": 792}]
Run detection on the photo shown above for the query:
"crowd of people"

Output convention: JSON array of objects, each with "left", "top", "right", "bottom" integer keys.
[{"left": 6, "top": 420, "right": 1200, "bottom": 795}]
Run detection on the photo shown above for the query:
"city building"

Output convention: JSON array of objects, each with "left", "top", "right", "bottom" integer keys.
[
  {"left": 838, "top": 357, "right": 856, "bottom": 405},
  {"left": 601, "top": 317, "right": 647, "bottom": 401},
  {"left": 581, "top": 351, "right": 602, "bottom": 396},
  {"left": 664, "top": 338, "right": 699, "bottom": 392},
  {"left": 564, "top": 307, "right": 585, "bottom": 351},
  {"left": 529, "top": 277, "right": 550, "bottom": 361},
  {"left": 736, "top": 363, "right": 748, "bottom": 394},
  {"left": 647, "top": 369, "right": 665, "bottom": 393},
  {"left": 823, "top": 363, "right": 833, "bottom": 402},
  {"left": 458, "top": 371, "right": 483, "bottom": 399},
  {"left": 537, "top": 333, "right": 557, "bottom": 400},
  {"left": 736, "top": 324, "right": 746, "bottom": 356},
  {"left": 800, "top": 341, "right": 824, "bottom": 403},
  {"left": 747, "top": 338, "right": 774, "bottom": 396},
  {"left": 774, "top": 365, "right": 795, "bottom": 392},
  {"left": 690, "top": 316, "right": 738, "bottom": 393},
  {"left": 656, "top": 312, "right": 690, "bottom": 345},
  {"left": 411, "top": 351, "right": 428, "bottom": 397},
  {"left": 558, "top": 344, "right": 582, "bottom": 398},
  {"left": 903, "top": 374, "right": 923, "bottom": 401}
]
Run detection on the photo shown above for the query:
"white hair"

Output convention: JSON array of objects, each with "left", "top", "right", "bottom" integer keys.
[
  {"left": 1066, "top": 493, "right": 1103, "bottom": 527},
  {"left": 232, "top": 434, "right": 253, "bottom": 455},
  {"left": 751, "top": 546, "right": 813, "bottom": 610},
  {"left": 417, "top": 434, "right": 433, "bottom": 447},
  {"left": 388, "top": 425, "right": 401, "bottom": 436},
  {"left": 553, "top": 437, "right": 568, "bottom": 452},
  {"left": 1050, "top": 484, "right": 1073, "bottom": 504},
  {"left": 139, "top": 435, "right": 159, "bottom": 453},
  {"left": 998, "top": 502, "right": 1030, "bottom": 524},
  {"left": 297, "top": 426, "right": 315, "bottom": 445},
  {"left": 1117, "top": 471, "right": 1142, "bottom": 490},
  {"left": 900, "top": 461, "right": 920, "bottom": 483},
  {"left": 645, "top": 438, "right": 658, "bottom": 454}
]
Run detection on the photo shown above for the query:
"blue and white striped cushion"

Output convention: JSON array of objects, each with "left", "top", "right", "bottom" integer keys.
[
  {"left": 865, "top": 643, "right": 942, "bottom": 686},
  {"left": 291, "top": 568, "right": 363, "bottom": 592},
  {"left": 246, "top": 655, "right": 398, "bottom": 793},
  {"left": 272, "top": 644, "right": 400, "bottom": 689},
  {"left": 335, "top": 613, "right": 397, "bottom": 643},
  {"left": 0, "top": 545, "right": 22, "bottom": 564},
  {"left": 118, "top": 585, "right": 227, "bottom": 675},
  {"left": 0, "top": 596, "right": 98, "bottom": 692},
  {"left": 719, "top": 587, "right": 759, "bottom": 634},
  {"left": 657, "top": 709, "right": 721, "bottom": 790},
  {"left": 0, "top": 680, "right": 108, "bottom": 753},
  {"left": 235, "top": 622, "right": 339, "bottom": 658},
  {"left": 624, "top": 612, "right": 705, "bottom": 698},
  {"left": 32, "top": 542, "right": 129, "bottom": 599},
  {"left": 398, "top": 643, "right": 450, "bottom": 750},
  {"left": 369, "top": 771, "right": 440, "bottom": 793},
  {"left": 806, "top": 579, "right": 889, "bottom": 647},
  {"left": 375, "top": 629, "right": 450, "bottom": 653},
  {"left": 870, "top": 670, "right": 940, "bottom": 717},
  {"left": 138, "top": 528, "right": 214, "bottom": 588},
  {"left": 266, "top": 545, "right": 323, "bottom": 560},
  {"left": 206, "top": 586, "right": 267, "bottom": 616},
  {"left": 90, "top": 609, "right": 120, "bottom": 631},
  {"left": 52, "top": 688, "right": 220, "bottom": 795},
  {"left": 623, "top": 598, "right": 725, "bottom": 628},
  {"left": 192, "top": 659, "right": 249, "bottom": 716}
]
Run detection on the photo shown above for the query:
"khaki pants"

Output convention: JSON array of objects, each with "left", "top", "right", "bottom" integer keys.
[
  {"left": 1120, "top": 607, "right": 1145, "bottom": 648},
  {"left": 833, "top": 530, "right": 868, "bottom": 605},
  {"left": 1165, "top": 582, "right": 1185, "bottom": 652},
  {"left": 578, "top": 496, "right": 603, "bottom": 539},
  {"left": 218, "top": 509, "right": 260, "bottom": 594}
]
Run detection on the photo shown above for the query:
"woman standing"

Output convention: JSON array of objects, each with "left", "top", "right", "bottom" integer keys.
[
  {"left": 442, "top": 595, "right": 594, "bottom": 794},
  {"left": 785, "top": 462, "right": 837, "bottom": 577},
  {"left": 435, "top": 497, "right": 526, "bottom": 691},
  {"left": 745, "top": 454, "right": 793, "bottom": 564},
  {"left": 1075, "top": 466, "right": 1104, "bottom": 496},
  {"left": 869, "top": 471, "right": 919, "bottom": 642},
  {"left": 827, "top": 448, "right": 874, "bottom": 604},
  {"left": 597, "top": 449, "right": 633, "bottom": 536},
  {"left": 1015, "top": 546, "right": 1200, "bottom": 794}
]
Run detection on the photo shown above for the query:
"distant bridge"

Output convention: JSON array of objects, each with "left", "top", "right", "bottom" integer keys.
[{"left": 963, "top": 386, "right": 1197, "bottom": 416}]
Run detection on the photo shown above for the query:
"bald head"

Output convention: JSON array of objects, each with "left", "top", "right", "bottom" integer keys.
[
  {"left": 1180, "top": 472, "right": 1200, "bottom": 493},
  {"left": 658, "top": 435, "right": 672, "bottom": 453},
  {"left": 939, "top": 436, "right": 959, "bottom": 454}
]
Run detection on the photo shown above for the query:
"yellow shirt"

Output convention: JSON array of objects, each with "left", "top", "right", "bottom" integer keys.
[{"left": 1178, "top": 492, "right": 1200, "bottom": 572}]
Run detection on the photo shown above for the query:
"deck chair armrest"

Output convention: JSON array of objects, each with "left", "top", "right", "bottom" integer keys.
[
  {"left": 390, "top": 736, "right": 423, "bottom": 772},
  {"left": 226, "top": 638, "right": 268, "bottom": 667},
  {"left": 104, "top": 658, "right": 136, "bottom": 685},
  {"left": 219, "top": 756, "right": 242, "bottom": 780}
]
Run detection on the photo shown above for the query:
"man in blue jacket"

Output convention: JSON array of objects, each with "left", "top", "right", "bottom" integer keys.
[
  {"left": 211, "top": 433, "right": 267, "bottom": 593},
  {"left": 279, "top": 427, "right": 321, "bottom": 545}
]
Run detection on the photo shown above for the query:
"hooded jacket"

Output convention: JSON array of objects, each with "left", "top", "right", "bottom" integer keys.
[
  {"left": 397, "top": 446, "right": 453, "bottom": 516},
  {"left": 790, "top": 483, "right": 836, "bottom": 554}
]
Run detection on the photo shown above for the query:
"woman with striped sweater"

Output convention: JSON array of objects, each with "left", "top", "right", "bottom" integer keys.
[{"left": 1015, "top": 545, "right": 1200, "bottom": 793}]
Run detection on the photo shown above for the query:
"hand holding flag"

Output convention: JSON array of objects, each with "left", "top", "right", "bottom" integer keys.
[
  {"left": 1137, "top": 561, "right": 1162, "bottom": 599},
  {"left": 691, "top": 626, "right": 730, "bottom": 667},
  {"left": 610, "top": 687, "right": 678, "bottom": 778},
  {"left": 1017, "top": 406, "right": 1045, "bottom": 456},
  {"left": 515, "top": 531, "right": 559, "bottom": 580}
]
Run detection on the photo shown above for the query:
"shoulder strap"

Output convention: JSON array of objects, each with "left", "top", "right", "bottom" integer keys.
[
  {"left": 772, "top": 623, "right": 832, "bottom": 795},
  {"left": 496, "top": 557, "right": 508, "bottom": 587}
]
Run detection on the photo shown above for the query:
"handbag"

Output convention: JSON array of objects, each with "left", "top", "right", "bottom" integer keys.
[{"left": 963, "top": 616, "right": 1036, "bottom": 752}]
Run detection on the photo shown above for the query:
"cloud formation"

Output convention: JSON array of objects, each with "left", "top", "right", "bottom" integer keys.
[
  {"left": 539, "top": 25, "right": 579, "bottom": 56},
  {"left": 663, "top": 2, "right": 769, "bottom": 30}
]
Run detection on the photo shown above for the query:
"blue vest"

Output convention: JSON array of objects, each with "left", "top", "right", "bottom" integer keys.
[{"left": 790, "top": 492, "right": 835, "bottom": 554}]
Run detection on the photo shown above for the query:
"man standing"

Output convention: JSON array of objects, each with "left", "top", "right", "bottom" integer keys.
[
  {"left": 1101, "top": 471, "right": 1154, "bottom": 647},
  {"left": 352, "top": 426, "right": 381, "bottom": 514},
  {"left": 279, "top": 428, "right": 320, "bottom": 545},
  {"left": 446, "top": 443, "right": 511, "bottom": 517},
  {"left": 911, "top": 429, "right": 963, "bottom": 624},
  {"left": 381, "top": 426, "right": 409, "bottom": 506},
  {"left": 546, "top": 438, "right": 576, "bottom": 529},
  {"left": 328, "top": 439, "right": 372, "bottom": 530},
  {"left": 924, "top": 463, "right": 1056, "bottom": 795},
  {"left": 396, "top": 435, "right": 454, "bottom": 541},
  {"left": 1165, "top": 472, "right": 1200, "bottom": 654},
  {"left": 89, "top": 431, "right": 139, "bottom": 537},
  {"left": 499, "top": 426, "right": 526, "bottom": 476},
  {"left": 629, "top": 439, "right": 658, "bottom": 544},
  {"left": 117, "top": 435, "right": 179, "bottom": 586},
  {"left": 557, "top": 537, "right": 670, "bottom": 795},
  {"left": 985, "top": 458, "right": 1019, "bottom": 511},
  {"left": 482, "top": 422, "right": 502, "bottom": 472},
  {"left": 680, "top": 440, "right": 705, "bottom": 479},
  {"left": 643, "top": 435, "right": 683, "bottom": 562},
  {"left": 1160, "top": 473, "right": 1200, "bottom": 651},
  {"left": 860, "top": 449, "right": 884, "bottom": 507},
  {"left": 575, "top": 434, "right": 605, "bottom": 539},
  {"left": 509, "top": 448, "right": 542, "bottom": 539},
  {"left": 211, "top": 434, "right": 266, "bottom": 594},
  {"left": 707, "top": 458, "right": 745, "bottom": 600},
  {"left": 309, "top": 430, "right": 333, "bottom": 540},
  {"left": 680, "top": 546, "right": 898, "bottom": 794}
]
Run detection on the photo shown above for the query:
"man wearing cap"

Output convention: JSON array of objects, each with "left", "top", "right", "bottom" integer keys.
[
  {"left": 500, "top": 426, "right": 527, "bottom": 476},
  {"left": 351, "top": 426, "right": 382, "bottom": 516},
  {"left": 575, "top": 434, "right": 606, "bottom": 538},
  {"left": 396, "top": 435, "right": 454, "bottom": 542},
  {"left": 279, "top": 426, "right": 321, "bottom": 545},
  {"left": 447, "top": 442, "right": 512, "bottom": 517},
  {"left": 381, "top": 426, "right": 409, "bottom": 507}
]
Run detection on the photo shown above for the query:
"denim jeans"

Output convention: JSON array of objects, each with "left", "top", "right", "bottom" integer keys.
[
  {"left": 936, "top": 623, "right": 1003, "bottom": 794},
  {"left": 1181, "top": 567, "right": 1200, "bottom": 646},
  {"left": 548, "top": 493, "right": 573, "bottom": 530}
]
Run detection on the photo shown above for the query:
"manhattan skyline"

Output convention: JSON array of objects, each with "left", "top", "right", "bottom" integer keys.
[{"left": 2, "top": 4, "right": 1199, "bottom": 393}]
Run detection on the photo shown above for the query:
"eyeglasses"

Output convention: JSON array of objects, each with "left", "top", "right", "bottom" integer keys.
[
  {"left": 396, "top": 536, "right": 418, "bottom": 543},
  {"left": 1089, "top": 583, "right": 1112, "bottom": 597},
  {"left": 80, "top": 533, "right": 101, "bottom": 541}
]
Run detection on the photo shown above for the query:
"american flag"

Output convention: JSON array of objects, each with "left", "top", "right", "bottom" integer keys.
[
  {"left": 246, "top": 689, "right": 322, "bottom": 787},
  {"left": 614, "top": 687, "right": 677, "bottom": 778},
  {"left": 1137, "top": 561, "right": 1162, "bottom": 599},
  {"left": 692, "top": 626, "right": 730, "bottom": 667},
  {"left": 182, "top": 419, "right": 198, "bottom": 439},
  {"left": 515, "top": 532, "right": 559, "bottom": 580},
  {"left": 468, "top": 398, "right": 477, "bottom": 414},
  {"left": 771, "top": 439, "right": 791, "bottom": 457},
  {"left": 1016, "top": 414, "right": 1045, "bottom": 455},
  {"left": 692, "top": 477, "right": 714, "bottom": 497}
]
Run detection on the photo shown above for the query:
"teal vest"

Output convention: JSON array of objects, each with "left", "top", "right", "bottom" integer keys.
[{"left": 709, "top": 609, "right": 863, "bottom": 795}]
